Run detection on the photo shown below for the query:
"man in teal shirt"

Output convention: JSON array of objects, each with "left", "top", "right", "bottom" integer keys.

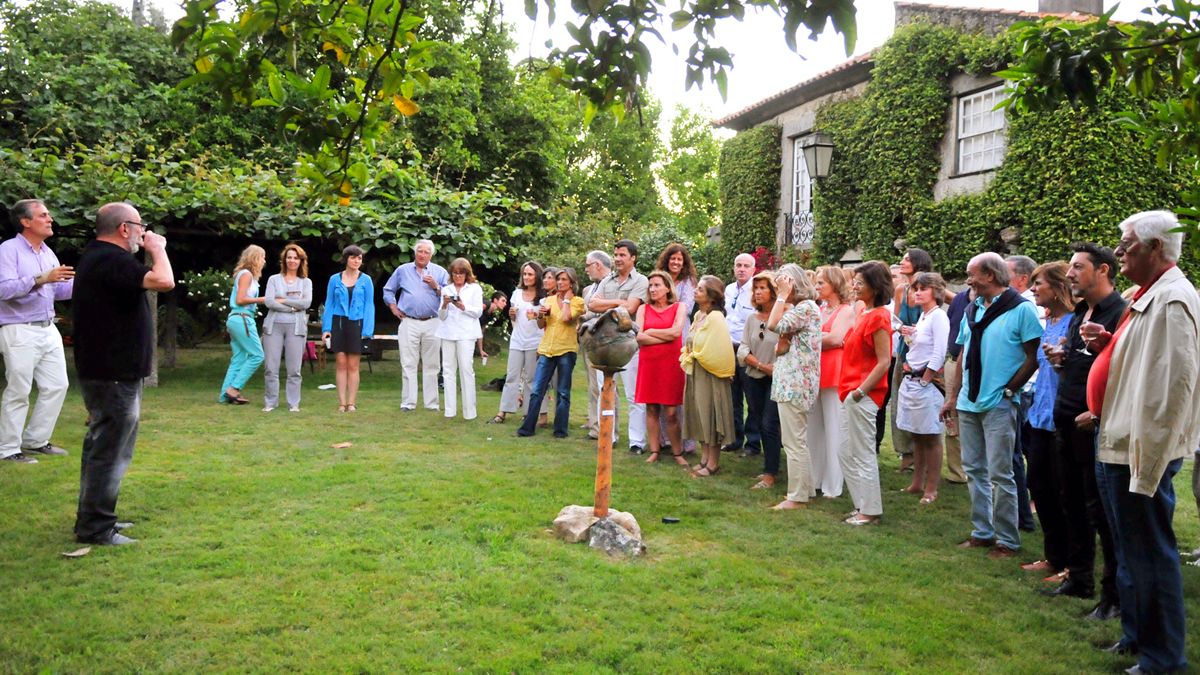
[{"left": 941, "top": 252, "right": 1042, "bottom": 558}]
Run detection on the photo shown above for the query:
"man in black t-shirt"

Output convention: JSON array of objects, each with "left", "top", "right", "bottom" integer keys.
[
  {"left": 1041, "top": 243, "right": 1125, "bottom": 616},
  {"left": 71, "top": 202, "right": 174, "bottom": 545}
]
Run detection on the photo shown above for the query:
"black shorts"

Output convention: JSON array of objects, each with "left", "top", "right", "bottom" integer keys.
[{"left": 329, "top": 315, "right": 364, "bottom": 354}]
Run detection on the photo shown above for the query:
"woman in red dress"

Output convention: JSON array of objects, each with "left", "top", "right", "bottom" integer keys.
[{"left": 635, "top": 271, "right": 688, "bottom": 465}]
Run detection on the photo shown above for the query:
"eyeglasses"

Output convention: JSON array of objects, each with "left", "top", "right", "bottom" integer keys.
[
  {"left": 121, "top": 220, "right": 150, "bottom": 231},
  {"left": 1114, "top": 238, "right": 1139, "bottom": 255}
]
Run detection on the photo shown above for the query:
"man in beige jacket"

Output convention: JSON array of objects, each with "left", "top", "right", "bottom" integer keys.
[{"left": 1082, "top": 210, "right": 1199, "bottom": 673}]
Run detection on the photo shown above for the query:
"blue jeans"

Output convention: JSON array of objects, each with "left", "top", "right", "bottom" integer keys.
[
  {"left": 741, "top": 374, "right": 780, "bottom": 475},
  {"left": 1013, "top": 391, "right": 1035, "bottom": 531},
  {"left": 220, "top": 313, "right": 264, "bottom": 399},
  {"left": 1096, "top": 457, "right": 1188, "bottom": 672},
  {"left": 958, "top": 398, "right": 1020, "bottom": 549},
  {"left": 731, "top": 361, "right": 760, "bottom": 450},
  {"left": 518, "top": 352, "right": 576, "bottom": 438},
  {"left": 74, "top": 380, "right": 141, "bottom": 542}
]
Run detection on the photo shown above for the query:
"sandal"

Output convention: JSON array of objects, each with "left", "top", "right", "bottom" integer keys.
[
  {"left": 750, "top": 476, "right": 775, "bottom": 490},
  {"left": 487, "top": 415, "right": 506, "bottom": 424},
  {"left": 645, "top": 451, "right": 660, "bottom": 464},
  {"left": 691, "top": 461, "right": 708, "bottom": 473},
  {"left": 672, "top": 451, "right": 690, "bottom": 467},
  {"left": 347, "top": 404, "right": 357, "bottom": 412},
  {"left": 691, "top": 465, "right": 721, "bottom": 478},
  {"left": 337, "top": 404, "right": 347, "bottom": 413}
]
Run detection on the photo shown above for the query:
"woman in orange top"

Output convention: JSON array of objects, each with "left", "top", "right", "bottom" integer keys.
[
  {"left": 809, "top": 265, "right": 855, "bottom": 499},
  {"left": 838, "top": 261, "right": 894, "bottom": 526}
]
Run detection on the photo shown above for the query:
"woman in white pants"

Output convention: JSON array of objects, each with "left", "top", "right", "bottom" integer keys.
[
  {"left": 765, "top": 265, "right": 822, "bottom": 510},
  {"left": 436, "top": 258, "right": 484, "bottom": 420},
  {"left": 837, "top": 261, "right": 894, "bottom": 526},
  {"left": 808, "top": 265, "right": 855, "bottom": 498},
  {"left": 261, "top": 244, "right": 312, "bottom": 412},
  {"left": 490, "top": 261, "right": 546, "bottom": 424}
]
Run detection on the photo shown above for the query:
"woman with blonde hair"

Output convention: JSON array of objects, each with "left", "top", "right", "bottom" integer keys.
[
  {"left": 635, "top": 270, "right": 688, "bottom": 465},
  {"left": 435, "top": 257, "right": 485, "bottom": 420},
  {"left": 321, "top": 245, "right": 374, "bottom": 412},
  {"left": 808, "top": 265, "right": 854, "bottom": 498},
  {"left": 1025, "top": 261, "right": 1076, "bottom": 575},
  {"left": 517, "top": 268, "right": 585, "bottom": 438},
  {"left": 261, "top": 244, "right": 312, "bottom": 412},
  {"left": 765, "top": 264, "right": 822, "bottom": 509},
  {"left": 220, "top": 244, "right": 266, "bottom": 404},
  {"left": 682, "top": 275, "right": 736, "bottom": 477},
  {"left": 740, "top": 271, "right": 782, "bottom": 489}
]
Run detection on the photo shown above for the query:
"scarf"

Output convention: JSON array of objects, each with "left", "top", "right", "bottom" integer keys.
[{"left": 963, "top": 287, "right": 1024, "bottom": 402}]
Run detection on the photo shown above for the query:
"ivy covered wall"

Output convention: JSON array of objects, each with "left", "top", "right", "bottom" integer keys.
[
  {"left": 717, "top": 124, "right": 781, "bottom": 271},
  {"left": 805, "top": 22, "right": 1184, "bottom": 276}
]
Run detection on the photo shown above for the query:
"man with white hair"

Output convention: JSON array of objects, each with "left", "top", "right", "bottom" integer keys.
[
  {"left": 942, "top": 251, "right": 1043, "bottom": 559},
  {"left": 581, "top": 250, "right": 612, "bottom": 440},
  {"left": 587, "top": 239, "right": 648, "bottom": 452},
  {"left": 0, "top": 199, "right": 74, "bottom": 465},
  {"left": 384, "top": 240, "right": 449, "bottom": 411},
  {"left": 724, "top": 252, "right": 759, "bottom": 454},
  {"left": 1084, "top": 211, "right": 1198, "bottom": 672}
]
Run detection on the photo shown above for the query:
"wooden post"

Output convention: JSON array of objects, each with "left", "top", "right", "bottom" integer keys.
[{"left": 594, "top": 373, "right": 616, "bottom": 518}]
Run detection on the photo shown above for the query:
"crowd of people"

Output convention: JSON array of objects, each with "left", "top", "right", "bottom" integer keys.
[{"left": 3, "top": 199, "right": 1200, "bottom": 672}]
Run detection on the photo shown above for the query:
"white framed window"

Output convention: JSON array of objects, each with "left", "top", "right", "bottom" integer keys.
[
  {"left": 957, "top": 86, "right": 1007, "bottom": 174},
  {"left": 792, "top": 136, "right": 812, "bottom": 216}
]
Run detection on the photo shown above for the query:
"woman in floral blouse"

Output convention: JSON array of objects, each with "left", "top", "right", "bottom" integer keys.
[{"left": 765, "top": 264, "right": 823, "bottom": 510}]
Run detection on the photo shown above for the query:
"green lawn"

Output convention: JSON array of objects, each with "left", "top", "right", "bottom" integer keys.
[{"left": 2, "top": 345, "right": 1197, "bottom": 672}]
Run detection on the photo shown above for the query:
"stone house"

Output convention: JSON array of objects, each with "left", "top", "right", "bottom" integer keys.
[{"left": 713, "top": 0, "right": 1102, "bottom": 263}]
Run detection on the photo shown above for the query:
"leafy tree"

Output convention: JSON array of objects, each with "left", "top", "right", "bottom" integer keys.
[
  {"left": 169, "top": 0, "right": 860, "bottom": 196},
  {"left": 658, "top": 105, "right": 722, "bottom": 238},
  {"left": 564, "top": 97, "right": 667, "bottom": 233},
  {"left": 1000, "top": 5, "right": 1200, "bottom": 244}
]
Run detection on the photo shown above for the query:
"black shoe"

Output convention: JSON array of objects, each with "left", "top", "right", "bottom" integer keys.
[
  {"left": 1019, "top": 523, "right": 1037, "bottom": 533},
  {"left": 76, "top": 531, "right": 138, "bottom": 546},
  {"left": 1042, "top": 578, "right": 1094, "bottom": 599},
  {"left": 1100, "top": 641, "right": 1138, "bottom": 656},
  {"left": 737, "top": 446, "right": 761, "bottom": 458},
  {"left": 628, "top": 445, "right": 644, "bottom": 455},
  {"left": 1084, "top": 600, "right": 1121, "bottom": 621},
  {"left": 720, "top": 443, "right": 741, "bottom": 453}
]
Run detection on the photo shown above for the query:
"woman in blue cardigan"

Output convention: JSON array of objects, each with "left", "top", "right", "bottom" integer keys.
[{"left": 321, "top": 245, "right": 375, "bottom": 412}]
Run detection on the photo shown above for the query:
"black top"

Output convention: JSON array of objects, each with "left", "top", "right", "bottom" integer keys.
[
  {"left": 1053, "top": 290, "right": 1127, "bottom": 418},
  {"left": 946, "top": 289, "right": 972, "bottom": 359},
  {"left": 72, "top": 240, "right": 153, "bottom": 381}
]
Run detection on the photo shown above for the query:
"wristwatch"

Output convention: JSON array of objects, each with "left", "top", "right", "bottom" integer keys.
[{"left": 1002, "top": 387, "right": 1015, "bottom": 400}]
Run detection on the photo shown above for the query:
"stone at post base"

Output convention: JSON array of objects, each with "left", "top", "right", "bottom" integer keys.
[
  {"left": 552, "top": 505, "right": 645, "bottom": 557},
  {"left": 588, "top": 517, "right": 646, "bottom": 558}
]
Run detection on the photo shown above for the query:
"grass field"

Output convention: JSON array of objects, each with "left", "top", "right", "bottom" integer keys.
[{"left": 2, "top": 345, "right": 1197, "bottom": 672}]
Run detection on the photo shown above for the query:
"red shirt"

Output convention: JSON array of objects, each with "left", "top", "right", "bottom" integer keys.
[
  {"left": 1086, "top": 265, "right": 1175, "bottom": 417},
  {"left": 839, "top": 307, "right": 892, "bottom": 406}
]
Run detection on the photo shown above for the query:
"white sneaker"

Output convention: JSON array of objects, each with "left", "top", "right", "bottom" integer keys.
[
  {"left": 262, "top": 406, "right": 275, "bottom": 412},
  {"left": 289, "top": 406, "right": 300, "bottom": 413}
]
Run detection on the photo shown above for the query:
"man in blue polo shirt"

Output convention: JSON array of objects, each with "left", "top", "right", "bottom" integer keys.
[
  {"left": 941, "top": 252, "right": 1042, "bottom": 559},
  {"left": 383, "top": 239, "right": 449, "bottom": 411}
]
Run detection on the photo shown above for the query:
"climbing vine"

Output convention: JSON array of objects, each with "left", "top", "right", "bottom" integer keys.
[{"left": 717, "top": 124, "right": 781, "bottom": 271}]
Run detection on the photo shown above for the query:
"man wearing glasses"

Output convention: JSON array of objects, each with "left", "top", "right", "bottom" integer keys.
[
  {"left": 0, "top": 199, "right": 74, "bottom": 465},
  {"left": 72, "top": 202, "right": 174, "bottom": 545}
]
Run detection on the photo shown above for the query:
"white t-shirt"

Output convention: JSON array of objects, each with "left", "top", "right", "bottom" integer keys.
[
  {"left": 906, "top": 306, "right": 949, "bottom": 372},
  {"left": 508, "top": 287, "right": 545, "bottom": 352},
  {"left": 434, "top": 283, "right": 484, "bottom": 340}
]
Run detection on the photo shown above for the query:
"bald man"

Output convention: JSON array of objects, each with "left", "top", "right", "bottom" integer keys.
[
  {"left": 724, "top": 253, "right": 760, "bottom": 454},
  {"left": 71, "top": 202, "right": 174, "bottom": 545}
]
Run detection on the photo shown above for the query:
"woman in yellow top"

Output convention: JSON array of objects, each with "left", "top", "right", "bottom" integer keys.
[
  {"left": 517, "top": 267, "right": 585, "bottom": 438},
  {"left": 681, "top": 275, "right": 736, "bottom": 477}
]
